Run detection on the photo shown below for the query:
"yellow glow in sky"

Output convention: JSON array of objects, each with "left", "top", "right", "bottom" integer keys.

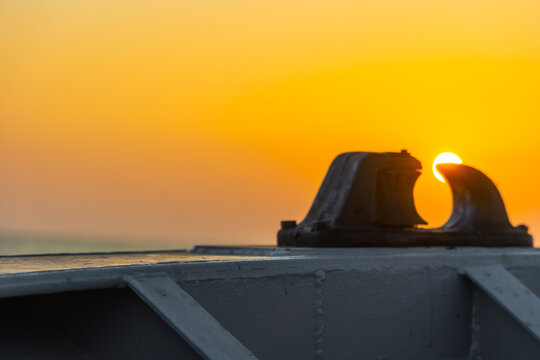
[{"left": 1, "top": 0, "right": 540, "bottom": 247}]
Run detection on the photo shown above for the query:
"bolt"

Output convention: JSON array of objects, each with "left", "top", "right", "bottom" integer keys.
[{"left": 281, "top": 220, "right": 297, "bottom": 230}]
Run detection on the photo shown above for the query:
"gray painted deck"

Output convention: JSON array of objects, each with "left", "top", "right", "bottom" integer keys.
[{"left": 1, "top": 247, "right": 540, "bottom": 359}]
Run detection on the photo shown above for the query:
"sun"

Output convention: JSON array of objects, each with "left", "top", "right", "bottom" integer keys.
[{"left": 433, "top": 152, "right": 462, "bottom": 183}]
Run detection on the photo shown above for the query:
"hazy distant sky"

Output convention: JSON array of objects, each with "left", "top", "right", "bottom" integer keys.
[{"left": 2, "top": 0, "right": 540, "bottom": 247}]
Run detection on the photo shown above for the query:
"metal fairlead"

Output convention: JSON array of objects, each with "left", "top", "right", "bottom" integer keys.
[{"left": 277, "top": 151, "right": 532, "bottom": 247}]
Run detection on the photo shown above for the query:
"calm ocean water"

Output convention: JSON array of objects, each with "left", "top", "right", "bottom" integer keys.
[{"left": 0, "top": 233, "right": 188, "bottom": 256}]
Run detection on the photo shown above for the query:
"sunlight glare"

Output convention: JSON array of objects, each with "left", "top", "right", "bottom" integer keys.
[{"left": 433, "top": 152, "right": 462, "bottom": 183}]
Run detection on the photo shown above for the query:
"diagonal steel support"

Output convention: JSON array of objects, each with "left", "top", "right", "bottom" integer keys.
[
  {"left": 126, "top": 274, "right": 257, "bottom": 360},
  {"left": 463, "top": 265, "right": 540, "bottom": 342}
]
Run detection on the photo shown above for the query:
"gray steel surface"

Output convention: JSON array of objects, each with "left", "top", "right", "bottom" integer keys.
[
  {"left": 464, "top": 265, "right": 540, "bottom": 342},
  {"left": 127, "top": 274, "right": 257, "bottom": 360},
  {"left": 1, "top": 247, "right": 540, "bottom": 359}
]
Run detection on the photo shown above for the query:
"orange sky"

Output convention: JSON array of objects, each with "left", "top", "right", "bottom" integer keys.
[{"left": 1, "top": 0, "right": 540, "bottom": 247}]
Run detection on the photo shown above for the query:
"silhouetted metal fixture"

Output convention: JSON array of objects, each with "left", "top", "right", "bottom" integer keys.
[{"left": 278, "top": 151, "right": 532, "bottom": 247}]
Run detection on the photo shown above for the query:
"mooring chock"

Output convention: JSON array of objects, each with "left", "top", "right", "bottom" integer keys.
[{"left": 277, "top": 151, "right": 532, "bottom": 247}]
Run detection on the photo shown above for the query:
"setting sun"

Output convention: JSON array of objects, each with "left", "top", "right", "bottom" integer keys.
[{"left": 433, "top": 153, "right": 463, "bottom": 183}]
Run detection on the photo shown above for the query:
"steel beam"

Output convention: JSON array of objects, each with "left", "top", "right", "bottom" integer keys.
[
  {"left": 126, "top": 274, "right": 257, "bottom": 360},
  {"left": 463, "top": 265, "right": 540, "bottom": 342}
]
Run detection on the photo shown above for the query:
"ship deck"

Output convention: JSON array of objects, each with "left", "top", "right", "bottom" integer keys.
[{"left": 1, "top": 246, "right": 540, "bottom": 359}]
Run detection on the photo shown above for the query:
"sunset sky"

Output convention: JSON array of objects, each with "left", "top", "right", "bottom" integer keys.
[{"left": 1, "top": 0, "right": 540, "bottom": 248}]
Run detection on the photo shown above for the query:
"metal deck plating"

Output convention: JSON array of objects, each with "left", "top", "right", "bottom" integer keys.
[{"left": 2, "top": 246, "right": 540, "bottom": 359}]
